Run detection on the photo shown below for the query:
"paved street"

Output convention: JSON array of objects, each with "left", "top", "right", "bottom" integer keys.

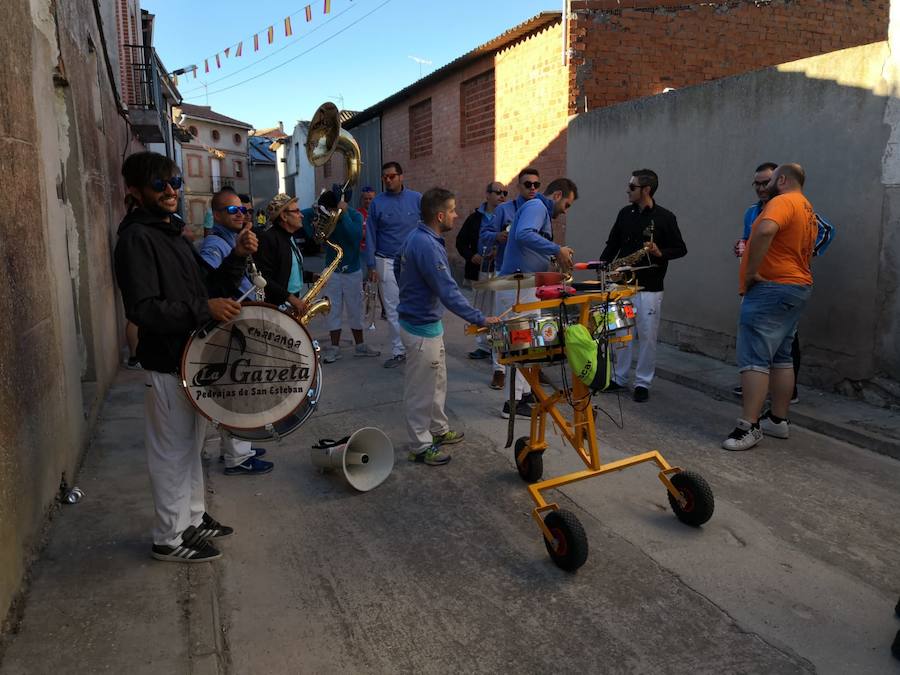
[{"left": 2, "top": 309, "right": 898, "bottom": 674}]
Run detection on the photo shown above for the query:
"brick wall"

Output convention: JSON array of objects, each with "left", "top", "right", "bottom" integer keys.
[
  {"left": 494, "top": 21, "right": 570, "bottom": 244},
  {"left": 567, "top": 0, "right": 889, "bottom": 114}
]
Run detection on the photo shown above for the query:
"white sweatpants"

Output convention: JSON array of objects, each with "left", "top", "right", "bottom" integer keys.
[
  {"left": 324, "top": 269, "right": 364, "bottom": 332},
  {"left": 494, "top": 287, "right": 537, "bottom": 398},
  {"left": 144, "top": 372, "right": 208, "bottom": 546},
  {"left": 472, "top": 272, "right": 494, "bottom": 353},
  {"left": 613, "top": 290, "right": 664, "bottom": 389},
  {"left": 376, "top": 256, "right": 404, "bottom": 357},
  {"left": 220, "top": 430, "right": 253, "bottom": 468},
  {"left": 400, "top": 328, "right": 449, "bottom": 453}
]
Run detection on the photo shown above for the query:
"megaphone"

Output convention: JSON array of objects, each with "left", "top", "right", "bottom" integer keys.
[{"left": 310, "top": 427, "right": 394, "bottom": 492}]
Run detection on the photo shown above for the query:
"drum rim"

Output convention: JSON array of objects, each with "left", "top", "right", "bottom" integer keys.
[{"left": 180, "top": 301, "right": 320, "bottom": 432}]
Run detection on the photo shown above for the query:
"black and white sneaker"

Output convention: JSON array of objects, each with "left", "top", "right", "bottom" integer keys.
[
  {"left": 501, "top": 400, "right": 532, "bottom": 419},
  {"left": 721, "top": 418, "right": 763, "bottom": 451},
  {"left": 196, "top": 512, "right": 234, "bottom": 540},
  {"left": 759, "top": 411, "right": 790, "bottom": 439},
  {"left": 151, "top": 526, "right": 222, "bottom": 563}
]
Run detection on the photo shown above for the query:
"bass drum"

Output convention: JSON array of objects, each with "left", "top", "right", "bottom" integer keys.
[{"left": 181, "top": 302, "right": 322, "bottom": 442}]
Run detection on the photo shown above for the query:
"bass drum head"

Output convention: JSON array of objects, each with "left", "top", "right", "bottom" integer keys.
[{"left": 181, "top": 302, "right": 319, "bottom": 437}]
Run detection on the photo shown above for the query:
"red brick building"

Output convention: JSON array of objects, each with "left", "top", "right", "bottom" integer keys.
[{"left": 325, "top": 1, "right": 887, "bottom": 267}]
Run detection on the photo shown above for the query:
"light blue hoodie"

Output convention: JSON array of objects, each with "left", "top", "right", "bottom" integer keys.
[{"left": 498, "top": 194, "right": 560, "bottom": 275}]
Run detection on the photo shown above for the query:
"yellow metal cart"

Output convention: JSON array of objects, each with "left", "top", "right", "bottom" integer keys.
[{"left": 486, "top": 288, "right": 714, "bottom": 571}]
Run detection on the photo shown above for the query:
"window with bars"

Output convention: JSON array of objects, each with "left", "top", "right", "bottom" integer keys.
[
  {"left": 409, "top": 98, "right": 433, "bottom": 159},
  {"left": 460, "top": 70, "right": 495, "bottom": 147}
]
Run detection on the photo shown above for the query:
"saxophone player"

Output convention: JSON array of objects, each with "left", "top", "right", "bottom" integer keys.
[
  {"left": 256, "top": 194, "right": 310, "bottom": 317},
  {"left": 599, "top": 169, "right": 687, "bottom": 403}
]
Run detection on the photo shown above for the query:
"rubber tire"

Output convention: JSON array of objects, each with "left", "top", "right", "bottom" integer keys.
[
  {"left": 543, "top": 509, "right": 588, "bottom": 572},
  {"left": 667, "top": 471, "right": 715, "bottom": 527},
  {"left": 514, "top": 436, "right": 543, "bottom": 483}
]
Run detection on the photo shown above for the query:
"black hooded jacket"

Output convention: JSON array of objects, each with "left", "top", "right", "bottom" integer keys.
[{"left": 114, "top": 208, "right": 246, "bottom": 373}]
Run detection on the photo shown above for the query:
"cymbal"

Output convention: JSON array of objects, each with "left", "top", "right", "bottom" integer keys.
[{"left": 473, "top": 271, "right": 565, "bottom": 291}]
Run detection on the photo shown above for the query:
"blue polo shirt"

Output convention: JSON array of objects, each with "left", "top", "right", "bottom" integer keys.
[{"left": 365, "top": 188, "right": 422, "bottom": 269}]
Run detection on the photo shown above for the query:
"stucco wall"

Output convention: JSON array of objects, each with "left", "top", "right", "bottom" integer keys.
[
  {"left": 566, "top": 41, "right": 898, "bottom": 386},
  {"left": 0, "top": 0, "right": 135, "bottom": 627}
]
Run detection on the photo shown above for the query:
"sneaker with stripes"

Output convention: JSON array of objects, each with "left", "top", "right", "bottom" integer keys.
[
  {"left": 151, "top": 525, "right": 222, "bottom": 563},
  {"left": 196, "top": 512, "right": 234, "bottom": 540}
]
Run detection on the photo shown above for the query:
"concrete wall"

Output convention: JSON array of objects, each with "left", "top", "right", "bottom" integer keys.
[
  {"left": 567, "top": 42, "right": 899, "bottom": 387},
  {"left": 1, "top": 0, "right": 137, "bottom": 626}
]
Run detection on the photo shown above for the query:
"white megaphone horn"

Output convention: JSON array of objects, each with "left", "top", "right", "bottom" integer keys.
[{"left": 310, "top": 427, "right": 394, "bottom": 492}]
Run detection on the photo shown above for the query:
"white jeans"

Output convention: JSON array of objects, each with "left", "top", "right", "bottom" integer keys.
[
  {"left": 145, "top": 372, "right": 208, "bottom": 546},
  {"left": 494, "top": 287, "right": 537, "bottom": 398},
  {"left": 376, "top": 256, "right": 404, "bottom": 357},
  {"left": 324, "top": 269, "right": 364, "bottom": 332},
  {"left": 473, "top": 272, "right": 494, "bottom": 353},
  {"left": 400, "top": 328, "right": 449, "bottom": 452},
  {"left": 613, "top": 291, "right": 663, "bottom": 389},
  {"left": 219, "top": 430, "right": 253, "bottom": 468}
]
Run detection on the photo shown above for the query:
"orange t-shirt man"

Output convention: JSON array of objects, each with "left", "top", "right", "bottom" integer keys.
[{"left": 739, "top": 192, "right": 817, "bottom": 295}]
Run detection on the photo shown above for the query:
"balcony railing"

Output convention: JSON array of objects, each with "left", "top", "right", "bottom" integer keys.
[{"left": 123, "top": 44, "right": 167, "bottom": 143}]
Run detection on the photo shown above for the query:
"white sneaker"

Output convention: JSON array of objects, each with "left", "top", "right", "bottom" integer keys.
[
  {"left": 323, "top": 346, "right": 341, "bottom": 363},
  {"left": 759, "top": 411, "right": 790, "bottom": 439},
  {"left": 354, "top": 343, "right": 381, "bottom": 357},
  {"left": 722, "top": 418, "right": 763, "bottom": 451}
]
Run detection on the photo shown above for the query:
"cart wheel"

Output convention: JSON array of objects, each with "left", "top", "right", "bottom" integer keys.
[
  {"left": 514, "top": 436, "right": 543, "bottom": 483},
  {"left": 667, "top": 471, "right": 714, "bottom": 527},
  {"left": 542, "top": 509, "right": 588, "bottom": 572}
]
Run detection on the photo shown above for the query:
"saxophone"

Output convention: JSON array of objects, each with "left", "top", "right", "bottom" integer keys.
[
  {"left": 300, "top": 240, "right": 343, "bottom": 326},
  {"left": 609, "top": 220, "right": 655, "bottom": 283}
]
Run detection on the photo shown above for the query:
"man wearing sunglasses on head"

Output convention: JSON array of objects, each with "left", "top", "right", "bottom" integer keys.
[
  {"left": 480, "top": 168, "right": 542, "bottom": 391},
  {"left": 599, "top": 169, "right": 687, "bottom": 403},
  {"left": 365, "top": 162, "right": 422, "bottom": 368},
  {"left": 457, "top": 181, "right": 507, "bottom": 360},
  {"left": 115, "top": 152, "right": 257, "bottom": 563},
  {"left": 198, "top": 188, "right": 275, "bottom": 477}
]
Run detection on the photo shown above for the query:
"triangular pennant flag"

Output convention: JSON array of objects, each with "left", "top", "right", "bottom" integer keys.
[
  {"left": 236, "top": 41, "right": 243, "bottom": 57},
  {"left": 224, "top": 47, "right": 231, "bottom": 58},
  {"left": 192, "top": 66, "right": 198, "bottom": 78},
  {"left": 204, "top": 59, "right": 210, "bottom": 73},
  {"left": 254, "top": 34, "right": 259, "bottom": 51},
  {"left": 323, "top": 0, "right": 331, "bottom": 14},
  {"left": 215, "top": 53, "right": 221, "bottom": 68},
  {"left": 267, "top": 25, "right": 274, "bottom": 44},
  {"left": 284, "top": 16, "right": 293, "bottom": 37},
  {"left": 305, "top": 5, "right": 312, "bottom": 21}
]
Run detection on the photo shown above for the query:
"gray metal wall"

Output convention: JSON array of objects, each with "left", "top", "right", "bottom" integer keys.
[
  {"left": 347, "top": 116, "right": 382, "bottom": 206},
  {"left": 566, "top": 42, "right": 898, "bottom": 387}
]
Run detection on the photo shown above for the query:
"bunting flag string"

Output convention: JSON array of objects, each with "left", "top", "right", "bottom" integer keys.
[{"left": 180, "top": 3, "right": 340, "bottom": 81}]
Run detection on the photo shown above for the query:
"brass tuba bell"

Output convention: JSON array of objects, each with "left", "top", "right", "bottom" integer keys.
[{"left": 304, "top": 101, "right": 361, "bottom": 242}]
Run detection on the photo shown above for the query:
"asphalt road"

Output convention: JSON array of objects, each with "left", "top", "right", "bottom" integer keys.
[{"left": 207, "top": 314, "right": 900, "bottom": 674}]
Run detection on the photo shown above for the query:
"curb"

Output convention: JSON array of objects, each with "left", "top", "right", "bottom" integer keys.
[{"left": 655, "top": 366, "right": 900, "bottom": 462}]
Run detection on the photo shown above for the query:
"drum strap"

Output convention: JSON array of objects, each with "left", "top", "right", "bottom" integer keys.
[{"left": 505, "top": 365, "right": 517, "bottom": 449}]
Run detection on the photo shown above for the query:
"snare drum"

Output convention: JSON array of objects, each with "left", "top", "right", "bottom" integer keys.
[
  {"left": 181, "top": 302, "right": 322, "bottom": 441},
  {"left": 588, "top": 299, "right": 636, "bottom": 337}
]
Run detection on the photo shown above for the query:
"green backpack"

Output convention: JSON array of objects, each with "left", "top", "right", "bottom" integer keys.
[{"left": 564, "top": 323, "right": 610, "bottom": 392}]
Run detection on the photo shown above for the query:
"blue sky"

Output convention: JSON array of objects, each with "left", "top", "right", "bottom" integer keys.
[{"left": 143, "top": 0, "right": 556, "bottom": 130}]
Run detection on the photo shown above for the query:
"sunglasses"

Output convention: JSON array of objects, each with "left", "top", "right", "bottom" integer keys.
[
  {"left": 217, "top": 205, "right": 249, "bottom": 215},
  {"left": 283, "top": 208, "right": 301, "bottom": 214},
  {"left": 522, "top": 181, "right": 541, "bottom": 189},
  {"left": 752, "top": 180, "right": 770, "bottom": 188},
  {"left": 382, "top": 173, "right": 400, "bottom": 180},
  {"left": 627, "top": 183, "right": 643, "bottom": 191},
  {"left": 489, "top": 189, "right": 509, "bottom": 196},
  {"left": 150, "top": 176, "right": 183, "bottom": 192}
]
